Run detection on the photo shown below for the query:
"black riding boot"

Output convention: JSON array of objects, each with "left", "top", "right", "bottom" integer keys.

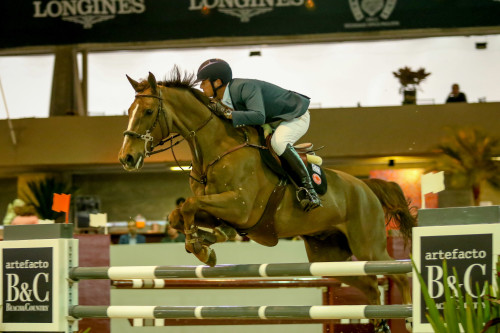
[{"left": 280, "top": 144, "right": 321, "bottom": 211}]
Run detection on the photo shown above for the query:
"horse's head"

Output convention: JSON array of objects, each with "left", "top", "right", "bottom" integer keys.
[{"left": 118, "top": 72, "right": 171, "bottom": 171}]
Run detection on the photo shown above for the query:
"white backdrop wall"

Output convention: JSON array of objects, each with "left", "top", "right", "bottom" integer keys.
[{"left": 1, "top": 34, "right": 499, "bottom": 119}]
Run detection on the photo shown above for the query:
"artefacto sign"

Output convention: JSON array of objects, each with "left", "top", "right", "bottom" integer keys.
[
  {"left": 419, "top": 234, "right": 492, "bottom": 322},
  {"left": 413, "top": 223, "right": 500, "bottom": 333},
  {"left": 2, "top": 248, "right": 53, "bottom": 323}
]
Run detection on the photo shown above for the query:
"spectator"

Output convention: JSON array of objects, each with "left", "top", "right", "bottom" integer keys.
[
  {"left": 446, "top": 83, "right": 467, "bottom": 103},
  {"left": 3, "top": 199, "right": 39, "bottom": 225},
  {"left": 119, "top": 219, "right": 146, "bottom": 244},
  {"left": 161, "top": 223, "right": 186, "bottom": 243}
]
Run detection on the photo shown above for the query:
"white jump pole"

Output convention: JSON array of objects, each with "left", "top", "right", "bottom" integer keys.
[
  {"left": 69, "top": 304, "right": 412, "bottom": 320},
  {"left": 70, "top": 260, "right": 412, "bottom": 280}
]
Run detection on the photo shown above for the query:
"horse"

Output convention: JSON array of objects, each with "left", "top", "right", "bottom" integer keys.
[{"left": 118, "top": 68, "right": 417, "bottom": 326}]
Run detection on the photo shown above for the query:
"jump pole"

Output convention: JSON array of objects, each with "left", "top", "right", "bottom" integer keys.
[
  {"left": 69, "top": 304, "right": 412, "bottom": 320},
  {"left": 0, "top": 223, "right": 413, "bottom": 333},
  {"left": 69, "top": 260, "right": 411, "bottom": 280}
]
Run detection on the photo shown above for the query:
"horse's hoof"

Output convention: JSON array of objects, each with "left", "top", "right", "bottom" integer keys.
[
  {"left": 405, "top": 318, "right": 413, "bottom": 332},
  {"left": 205, "top": 248, "right": 217, "bottom": 267}
]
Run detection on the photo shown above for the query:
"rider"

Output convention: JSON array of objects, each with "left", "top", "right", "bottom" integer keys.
[{"left": 196, "top": 58, "right": 321, "bottom": 211}]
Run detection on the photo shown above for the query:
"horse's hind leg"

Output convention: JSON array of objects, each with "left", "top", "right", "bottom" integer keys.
[
  {"left": 303, "top": 232, "right": 394, "bottom": 333},
  {"left": 302, "top": 233, "right": 382, "bottom": 306},
  {"left": 344, "top": 194, "right": 412, "bottom": 306}
]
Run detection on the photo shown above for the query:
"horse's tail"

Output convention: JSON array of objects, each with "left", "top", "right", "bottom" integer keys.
[{"left": 362, "top": 178, "right": 418, "bottom": 246}]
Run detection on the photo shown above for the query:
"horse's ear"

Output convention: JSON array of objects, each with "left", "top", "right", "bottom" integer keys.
[
  {"left": 126, "top": 74, "right": 140, "bottom": 92},
  {"left": 148, "top": 72, "right": 157, "bottom": 95}
]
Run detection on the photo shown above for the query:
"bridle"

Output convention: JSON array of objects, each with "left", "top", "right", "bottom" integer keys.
[
  {"left": 123, "top": 88, "right": 265, "bottom": 186},
  {"left": 123, "top": 90, "right": 182, "bottom": 157},
  {"left": 122, "top": 89, "right": 214, "bottom": 164}
]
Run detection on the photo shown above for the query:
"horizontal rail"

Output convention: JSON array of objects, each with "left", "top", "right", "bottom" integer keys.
[
  {"left": 69, "top": 305, "right": 412, "bottom": 320},
  {"left": 70, "top": 260, "right": 411, "bottom": 280},
  {"left": 127, "top": 318, "right": 374, "bottom": 327},
  {"left": 112, "top": 277, "right": 345, "bottom": 289}
]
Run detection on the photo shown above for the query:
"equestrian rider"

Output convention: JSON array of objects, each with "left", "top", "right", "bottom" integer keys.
[{"left": 196, "top": 58, "right": 321, "bottom": 211}]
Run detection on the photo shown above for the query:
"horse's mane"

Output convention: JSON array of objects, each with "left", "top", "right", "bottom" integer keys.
[{"left": 136, "top": 66, "right": 211, "bottom": 106}]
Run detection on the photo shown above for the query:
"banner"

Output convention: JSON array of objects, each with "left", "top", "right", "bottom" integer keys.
[
  {"left": 412, "top": 223, "right": 500, "bottom": 333},
  {"left": 2, "top": 247, "right": 53, "bottom": 323},
  {"left": 1, "top": 0, "right": 500, "bottom": 50},
  {"left": 0, "top": 238, "right": 78, "bottom": 332}
]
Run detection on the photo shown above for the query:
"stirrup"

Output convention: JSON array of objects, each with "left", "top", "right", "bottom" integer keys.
[{"left": 296, "top": 187, "right": 321, "bottom": 211}]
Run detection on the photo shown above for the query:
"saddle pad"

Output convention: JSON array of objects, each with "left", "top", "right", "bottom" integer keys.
[{"left": 307, "top": 162, "right": 328, "bottom": 195}]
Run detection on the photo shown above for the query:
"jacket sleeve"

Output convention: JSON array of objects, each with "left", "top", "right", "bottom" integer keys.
[{"left": 231, "top": 83, "right": 266, "bottom": 127}]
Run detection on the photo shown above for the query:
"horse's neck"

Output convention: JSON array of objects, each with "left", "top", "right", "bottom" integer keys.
[{"left": 164, "top": 88, "right": 243, "bottom": 167}]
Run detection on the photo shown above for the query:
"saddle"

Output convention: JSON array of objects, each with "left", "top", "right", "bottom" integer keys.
[
  {"left": 261, "top": 132, "right": 328, "bottom": 195},
  {"left": 236, "top": 129, "right": 327, "bottom": 246}
]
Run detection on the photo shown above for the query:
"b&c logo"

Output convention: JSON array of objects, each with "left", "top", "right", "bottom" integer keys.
[
  {"left": 2, "top": 247, "right": 53, "bottom": 323},
  {"left": 419, "top": 234, "right": 492, "bottom": 323}
]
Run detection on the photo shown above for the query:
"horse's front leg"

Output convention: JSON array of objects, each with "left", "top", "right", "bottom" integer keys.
[{"left": 181, "top": 191, "right": 250, "bottom": 266}]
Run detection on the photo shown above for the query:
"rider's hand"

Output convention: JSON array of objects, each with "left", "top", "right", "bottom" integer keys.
[
  {"left": 262, "top": 124, "right": 273, "bottom": 138},
  {"left": 208, "top": 100, "right": 232, "bottom": 119}
]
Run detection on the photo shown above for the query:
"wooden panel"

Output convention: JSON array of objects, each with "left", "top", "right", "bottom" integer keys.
[{"left": 75, "top": 234, "right": 111, "bottom": 333}]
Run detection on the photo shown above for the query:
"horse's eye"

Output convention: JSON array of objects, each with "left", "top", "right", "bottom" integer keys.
[{"left": 145, "top": 109, "right": 154, "bottom": 115}]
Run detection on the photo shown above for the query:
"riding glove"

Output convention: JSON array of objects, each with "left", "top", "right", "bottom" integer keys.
[{"left": 208, "top": 100, "right": 232, "bottom": 119}]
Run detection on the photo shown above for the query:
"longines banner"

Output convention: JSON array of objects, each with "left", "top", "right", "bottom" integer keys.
[
  {"left": 1, "top": 0, "right": 500, "bottom": 49},
  {"left": 412, "top": 223, "right": 500, "bottom": 333}
]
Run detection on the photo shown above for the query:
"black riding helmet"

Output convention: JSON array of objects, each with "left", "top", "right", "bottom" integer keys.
[{"left": 197, "top": 59, "right": 232, "bottom": 98}]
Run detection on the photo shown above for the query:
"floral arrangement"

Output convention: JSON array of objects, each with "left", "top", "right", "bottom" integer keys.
[{"left": 393, "top": 66, "right": 431, "bottom": 90}]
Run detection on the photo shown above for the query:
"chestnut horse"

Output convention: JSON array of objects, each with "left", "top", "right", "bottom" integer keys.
[{"left": 118, "top": 69, "right": 416, "bottom": 314}]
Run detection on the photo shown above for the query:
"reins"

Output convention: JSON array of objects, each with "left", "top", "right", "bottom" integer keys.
[{"left": 190, "top": 128, "right": 266, "bottom": 185}]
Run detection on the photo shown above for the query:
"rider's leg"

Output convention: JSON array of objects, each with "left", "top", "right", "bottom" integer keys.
[
  {"left": 271, "top": 112, "right": 321, "bottom": 211},
  {"left": 280, "top": 144, "right": 321, "bottom": 211}
]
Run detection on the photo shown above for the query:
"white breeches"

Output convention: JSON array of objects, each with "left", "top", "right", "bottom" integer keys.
[{"left": 271, "top": 111, "right": 310, "bottom": 156}]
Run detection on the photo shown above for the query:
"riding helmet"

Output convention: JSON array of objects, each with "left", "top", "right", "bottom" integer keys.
[{"left": 196, "top": 59, "right": 232, "bottom": 84}]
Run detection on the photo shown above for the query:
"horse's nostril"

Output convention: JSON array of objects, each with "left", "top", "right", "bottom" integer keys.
[{"left": 126, "top": 154, "right": 135, "bottom": 166}]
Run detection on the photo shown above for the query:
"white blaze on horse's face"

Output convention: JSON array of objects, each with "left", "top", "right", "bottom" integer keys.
[
  {"left": 119, "top": 100, "right": 151, "bottom": 171},
  {"left": 127, "top": 103, "right": 139, "bottom": 131}
]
